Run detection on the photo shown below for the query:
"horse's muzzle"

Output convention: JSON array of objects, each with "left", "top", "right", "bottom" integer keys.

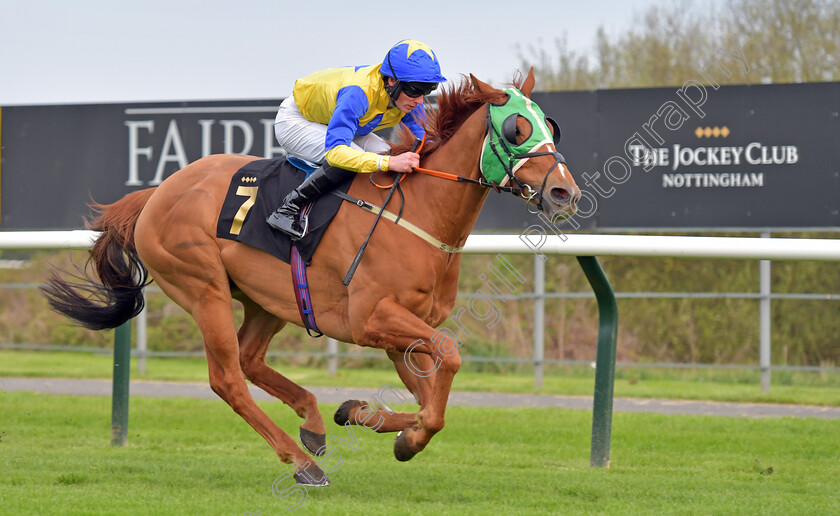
[{"left": 547, "top": 183, "right": 580, "bottom": 217}]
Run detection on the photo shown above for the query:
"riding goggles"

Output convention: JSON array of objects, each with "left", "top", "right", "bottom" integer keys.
[{"left": 400, "top": 81, "right": 438, "bottom": 98}]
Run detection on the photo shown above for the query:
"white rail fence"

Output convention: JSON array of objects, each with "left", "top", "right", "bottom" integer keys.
[
  {"left": 3, "top": 230, "right": 840, "bottom": 260},
  {"left": 3, "top": 231, "right": 840, "bottom": 391}
]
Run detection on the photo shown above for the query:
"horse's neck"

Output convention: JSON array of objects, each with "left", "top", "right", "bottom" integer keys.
[{"left": 409, "top": 109, "right": 491, "bottom": 247}]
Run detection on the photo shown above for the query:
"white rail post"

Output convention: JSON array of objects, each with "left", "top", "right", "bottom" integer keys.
[
  {"left": 327, "top": 337, "right": 338, "bottom": 376},
  {"left": 533, "top": 254, "right": 545, "bottom": 389},
  {"left": 759, "top": 232, "right": 772, "bottom": 392}
]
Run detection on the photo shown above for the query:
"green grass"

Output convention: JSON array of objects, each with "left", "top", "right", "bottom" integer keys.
[
  {"left": 0, "top": 391, "right": 838, "bottom": 515},
  {"left": 2, "top": 349, "right": 840, "bottom": 406}
]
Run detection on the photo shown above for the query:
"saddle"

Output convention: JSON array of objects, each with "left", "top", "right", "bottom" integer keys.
[{"left": 215, "top": 157, "right": 352, "bottom": 265}]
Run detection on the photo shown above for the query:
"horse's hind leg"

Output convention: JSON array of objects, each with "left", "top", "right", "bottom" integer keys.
[
  {"left": 147, "top": 263, "right": 329, "bottom": 485},
  {"left": 236, "top": 297, "right": 326, "bottom": 454},
  {"left": 192, "top": 295, "right": 328, "bottom": 485},
  {"left": 334, "top": 350, "right": 434, "bottom": 433}
]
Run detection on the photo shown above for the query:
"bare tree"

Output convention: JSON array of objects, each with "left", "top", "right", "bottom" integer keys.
[
  {"left": 726, "top": 0, "right": 840, "bottom": 83},
  {"left": 520, "top": 0, "right": 840, "bottom": 90}
]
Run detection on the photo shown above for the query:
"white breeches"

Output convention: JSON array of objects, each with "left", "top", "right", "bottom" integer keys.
[{"left": 274, "top": 96, "right": 390, "bottom": 165}]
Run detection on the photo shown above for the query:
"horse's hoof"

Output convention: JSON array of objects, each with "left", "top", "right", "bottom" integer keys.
[
  {"left": 393, "top": 430, "right": 418, "bottom": 462},
  {"left": 334, "top": 400, "right": 363, "bottom": 426},
  {"left": 294, "top": 462, "right": 330, "bottom": 487},
  {"left": 299, "top": 427, "right": 326, "bottom": 456}
]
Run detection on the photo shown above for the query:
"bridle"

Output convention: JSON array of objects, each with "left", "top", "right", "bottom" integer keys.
[
  {"left": 481, "top": 100, "right": 567, "bottom": 213},
  {"left": 383, "top": 92, "right": 567, "bottom": 214}
]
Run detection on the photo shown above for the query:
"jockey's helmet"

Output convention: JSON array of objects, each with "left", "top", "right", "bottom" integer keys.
[{"left": 381, "top": 39, "right": 446, "bottom": 100}]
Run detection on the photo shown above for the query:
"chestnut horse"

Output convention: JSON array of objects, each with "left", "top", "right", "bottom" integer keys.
[{"left": 43, "top": 70, "right": 579, "bottom": 486}]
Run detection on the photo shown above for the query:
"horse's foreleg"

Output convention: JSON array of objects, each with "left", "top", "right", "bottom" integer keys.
[
  {"left": 334, "top": 351, "right": 435, "bottom": 433},
  {"left": 334, "top": 399, "right": 416, "bottom": 433},
  {"left": 236, "top": 298, "right": 326, "bottom": 454},
  {"left": 387, "top": 349, "right": 435, "bottom": 406},
  {"left": 354, "top": 298, "right": 460, "bottom": 460}
]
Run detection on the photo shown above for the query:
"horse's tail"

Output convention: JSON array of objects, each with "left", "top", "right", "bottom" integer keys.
[{"left": 42, "top": 188, "right": 157, "bottom": 330}]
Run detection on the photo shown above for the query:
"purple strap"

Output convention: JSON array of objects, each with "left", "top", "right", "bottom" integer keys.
[
  {"left": 291, "top": 244, "right": 322, "bottom": 337},
  {"left": 290, "top": 205, "right": 322, "bottom": 337}
]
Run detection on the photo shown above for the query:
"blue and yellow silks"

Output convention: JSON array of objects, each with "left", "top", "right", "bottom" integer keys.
[{"left": 293, "top": 64, "right": 426, "bottom": 173}]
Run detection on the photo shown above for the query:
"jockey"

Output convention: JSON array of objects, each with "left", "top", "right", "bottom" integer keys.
[{"left": 267, "top": 39, "right": 447, "bottom": 239}]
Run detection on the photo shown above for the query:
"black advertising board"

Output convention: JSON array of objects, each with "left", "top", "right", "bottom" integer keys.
[
  {"left": 0, "top": 100, "right": 284, "bottom": 229},
  {"left": 477, "top": 82, "right": 840, "bottom": 231},
  {"left": 587, "top": 82, "right": 840, "bottom": 229},
  {"left": 1, "top": 82, "right": 838, "bottom": 231}
]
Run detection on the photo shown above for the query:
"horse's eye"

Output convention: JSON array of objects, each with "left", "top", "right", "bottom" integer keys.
[{"left": 502, "top": 114, "right": 531, "bottom": 145}]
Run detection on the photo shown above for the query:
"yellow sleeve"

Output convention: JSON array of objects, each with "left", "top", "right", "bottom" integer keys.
[{"left": 325, "top": 145, "right": 390, "bottom": 174}]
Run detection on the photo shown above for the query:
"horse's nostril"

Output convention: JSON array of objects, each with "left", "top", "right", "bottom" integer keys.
[{"left": 551, "top": 187, "right": 570, "bottom": 203}]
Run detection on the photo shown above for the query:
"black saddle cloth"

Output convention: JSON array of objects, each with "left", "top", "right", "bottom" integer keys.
[{"left": 215, "top": 157, "right": 352, "bottom": 265}]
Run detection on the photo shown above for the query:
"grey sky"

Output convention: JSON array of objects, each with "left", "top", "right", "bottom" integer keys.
[{"left": 2, "top": 0, "right": 672, "bottom": 105}]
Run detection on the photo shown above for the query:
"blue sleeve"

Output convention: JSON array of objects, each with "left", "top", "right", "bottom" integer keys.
[
  {"left": 401, "top": 105, "right": 427, "bottom": 139},
  {"left": 324, "top": 85, "right": 369, "bottom": 151}
]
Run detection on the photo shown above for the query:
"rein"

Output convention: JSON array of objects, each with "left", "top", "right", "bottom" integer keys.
[
  {"left": 412, "top": 166, "right": 523, "bottom": 194},
  {"left": 379, "top": 98, "right": 565, "bottom": 203},
  {"left": 342, "top": 139, "right": 420, "bottom": 285},
  {"left": 374, "top": 131, "right": 524, "bottom": 195},
  {"left": 339, "top": 94, "right": 566, "bottom": 283}
]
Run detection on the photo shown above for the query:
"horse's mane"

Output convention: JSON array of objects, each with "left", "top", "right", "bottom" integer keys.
[{"left": 390, "top": 73, "right": 524, "bottom": 157}]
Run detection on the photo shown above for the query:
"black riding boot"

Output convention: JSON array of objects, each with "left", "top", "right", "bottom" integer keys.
[{"left": 266, "top": 165, "right": 351, "bottom": 239}]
